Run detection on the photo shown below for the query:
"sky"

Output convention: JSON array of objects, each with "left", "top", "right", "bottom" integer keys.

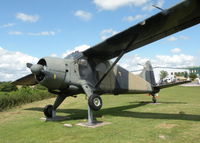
[{"left": 0, "top": 0, "right": 200, "bottom": 81}]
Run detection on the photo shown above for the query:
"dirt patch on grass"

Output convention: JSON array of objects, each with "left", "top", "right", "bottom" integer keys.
[
  {"left": 156, "top": 123, "right": 177, "bottom": 129},
  {"left": 159, "top": 134, "right": 166, "bottom": 140}
]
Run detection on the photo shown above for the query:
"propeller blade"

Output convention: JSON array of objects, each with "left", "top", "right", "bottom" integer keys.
[
  {"left": 12, "top": 74, "right": 38, "bottom": 85},
  {"left": 26, "top": 63, "right": 33, "bottom": 68}
]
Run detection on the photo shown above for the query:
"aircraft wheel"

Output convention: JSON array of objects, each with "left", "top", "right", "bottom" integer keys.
[
  {"left": 152, "top": 96, "right": 157, "bottom": 103},
  {"left": 88, "top": 94, "right": 102, "bottom": 111},
  {"left": 43, "top": 104, "right": 53, "bottom": 118}
]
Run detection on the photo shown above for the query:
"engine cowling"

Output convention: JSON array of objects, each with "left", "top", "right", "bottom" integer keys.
[{"left": 36, "top": 57, "right": 69, "bottom": 90}]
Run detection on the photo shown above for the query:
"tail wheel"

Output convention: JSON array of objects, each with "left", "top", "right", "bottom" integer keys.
[
  {"left": 43, "top": 104, "right": 53, "bottom": 118},
  {"left": 152, "top": 96, "right": 157, "bottom": 103},
  {"left": 88, "top": 94, "right": 102, "bottom": 111}
]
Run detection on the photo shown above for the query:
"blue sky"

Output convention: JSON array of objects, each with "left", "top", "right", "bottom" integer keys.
[{"left": 0, "top": 0, "right": 200, "bottom": 81}]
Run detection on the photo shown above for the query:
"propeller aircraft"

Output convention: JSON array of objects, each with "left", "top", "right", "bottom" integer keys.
[{"left": 13, "top": 0, "right": 200, "bottom": 125}]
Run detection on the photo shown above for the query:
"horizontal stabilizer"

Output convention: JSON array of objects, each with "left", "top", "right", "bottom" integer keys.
[
  {"left": 12, "top": 74, "right": 38, "bottom": 86},
  {"left": 155, "top": 80, "right": 191, "bottom": 89}
]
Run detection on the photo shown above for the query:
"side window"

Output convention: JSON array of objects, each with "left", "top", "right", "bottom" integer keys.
[{"left": 78, "top": 59, "right": 88, "bottom": 66}]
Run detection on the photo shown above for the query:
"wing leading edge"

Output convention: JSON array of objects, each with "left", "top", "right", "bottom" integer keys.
[{"left": 83, "top": 0, "right": 200, "bottom": 61}]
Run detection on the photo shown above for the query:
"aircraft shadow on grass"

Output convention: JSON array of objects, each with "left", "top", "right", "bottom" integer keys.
[{"left": 25, "top": 101, "right": 200, "bottom": 122}]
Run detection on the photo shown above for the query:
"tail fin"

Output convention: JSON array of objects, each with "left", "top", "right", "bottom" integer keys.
[{"left": 139, "top": 61, "right": 156, "bottom": 86}]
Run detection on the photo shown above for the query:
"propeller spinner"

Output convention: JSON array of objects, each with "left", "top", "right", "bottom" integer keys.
[{"left": 26, "top": 62, "right": 45, "bottom": 82}]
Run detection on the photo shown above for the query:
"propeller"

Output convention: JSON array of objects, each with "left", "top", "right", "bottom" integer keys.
[
  {"left": 26, "top": 63, "right": 44, "bottom": 75},
  {"left": 26, "top": 63, "right": 33, "bottom": 68},
  {"left": 26, "top": 62, "right": 47, "bottom": 82}
]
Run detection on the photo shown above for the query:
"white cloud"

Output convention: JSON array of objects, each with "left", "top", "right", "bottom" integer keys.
[
  {"left": 8, "top": 30, "right": 57, "bottom": 36},
  {"left": 50, "top": 53, "right": 57, "bottom": 57},
  {"left": 142, "top": 0, "right": 164, "bottom": 11},
  {"left": 119, "top": 54, "right": 149, "bottom": 71},
  {"left": 170, "top": 48, "right": 181, "bottom": 54},
  {"left": 28, "top": 31, "right": 56, "bottom": 36},
  {"left": 123, "top": 14, "right": 146, "bottom": 22},
  {"left": 142, "top": 5, "right": 153, "bottom": 11},
  {"left": 8, "top": 31, "right": 23, "bottom": 35},
  {"left": 167, "top": 35, "right": 189, "bottom": 42},
  {"left": 167, "top": 36, "right": 178, "bottom": 42},
  {"left": 157, "top": 0, "right": 164, "bottom": 7},
  {"left": 155, "top": 54, "right": 195, "bottom": 67},
  {"left": 62, "top": 44, "right": 90, "bottom": 58},
  {"left": 16, "top": 13, "right": 39, "bottom": 23},
  {"left": 74, "top": 10, "right": 92, "bottom": 21},
  {"left": 0, "top": 47, "right": 38, "bottom": 81},
  {"left": 100, "top": 29, "right": 118, "bottom": 40},
  {"left": 119, "top": 53, "right": 195, "bottom": 73},
  {"left": 93, "top": 0, "right": 149, "bottom": 10},
  {"left": 179, "top": 35, "right": 189, "bottom": 40},
  {"left": 1, "top": 23, "right": 15, "bottom": 28}
]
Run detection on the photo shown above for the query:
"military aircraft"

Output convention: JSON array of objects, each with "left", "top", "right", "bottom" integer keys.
[{"left": 13, "top": 0, "right": 200, "bottom": 125}]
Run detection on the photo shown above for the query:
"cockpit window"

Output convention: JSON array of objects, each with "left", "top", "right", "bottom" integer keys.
[
  {"left": 65, "top": 51, "right": 83, "bottom": 60},
  {"left": 78, "top": 59, "right": 88, "bottom": 66}
]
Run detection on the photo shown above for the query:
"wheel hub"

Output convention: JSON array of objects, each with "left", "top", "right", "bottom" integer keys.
[{"left": 93, "top": 98, "right": 101, "bottom": 107}]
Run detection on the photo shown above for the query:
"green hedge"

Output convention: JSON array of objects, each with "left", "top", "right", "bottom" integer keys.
[
  {"left": 0, "top": 87, "right": 56, "bottom": 111},
  {"left": 0, "top": 82, "right": 17, "bottom": 92}
]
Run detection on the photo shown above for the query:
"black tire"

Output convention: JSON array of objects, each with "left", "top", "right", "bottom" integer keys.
[
  {"left": 43, "top": 104, "right": 53, "bottom": 118},
  {"left": 152, "top": 96, "right": 157, "bottom": 103},
  {"left": 88, "top": 94, "right": 102, "bottom": 111}
]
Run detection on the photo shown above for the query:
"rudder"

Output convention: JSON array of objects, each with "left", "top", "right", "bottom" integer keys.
[{"left": 139, "top": 61, "right": 156, "bottom": 86}]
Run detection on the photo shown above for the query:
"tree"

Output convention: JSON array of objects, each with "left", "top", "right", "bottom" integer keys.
[
  {"left": 160, "top": 70, "right": 168, "bottom": 81},
  {"left": 184, "top": 72, "right": 189, "bottom": 78},
  {"left": 189, "top": 73, "right": 197, "bottom": 81}
]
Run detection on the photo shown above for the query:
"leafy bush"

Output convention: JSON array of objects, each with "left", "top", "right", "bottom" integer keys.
[
  {"left": 0, "top": 82, "right": 17, "bottom": 92},
  {"left": 0, "top": 87, "right": 56, "bottom": 111},
  {"left": 34, "top": 84, "right": 47, "bottom": 90}
]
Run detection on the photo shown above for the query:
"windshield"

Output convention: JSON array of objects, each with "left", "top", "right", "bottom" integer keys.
[{"left": 65, "top": 51, "right": 83, "bottom": 60}]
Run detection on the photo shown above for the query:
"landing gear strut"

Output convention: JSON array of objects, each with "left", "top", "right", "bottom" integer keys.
[
  {"left": 81, "top": 81, "right": 103, "bottom": 125},
  {"left": 43, "top": 93, "right": 68, "bottom": 119}
]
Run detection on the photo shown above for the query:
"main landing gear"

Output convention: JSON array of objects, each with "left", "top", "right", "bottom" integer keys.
[
  {"left": 86, "top": 94, "right": 102, "bottom": 125},
  {"left": 81, "top": 81, "right": 103, "bottom": 125},
  {"left": 88, "top": 94, "right": 102, "bottom": 111}
]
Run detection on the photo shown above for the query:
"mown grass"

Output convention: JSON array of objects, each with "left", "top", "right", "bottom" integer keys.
[{"left": 0, "top": 86, "right": 200, "bottom": 143}]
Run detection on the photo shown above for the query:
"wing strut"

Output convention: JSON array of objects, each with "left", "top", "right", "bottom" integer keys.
[{"left": 95, "top": 35, "right": 138, "bottom": 88}]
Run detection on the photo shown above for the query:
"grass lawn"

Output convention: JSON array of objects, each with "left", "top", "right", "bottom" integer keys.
[{"left": 0, "top": 86, "right": 200, "bottom": 143}]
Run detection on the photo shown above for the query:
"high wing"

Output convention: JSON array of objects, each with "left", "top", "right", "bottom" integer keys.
[
  {"left": 12, "top": 74, "right": 38, "bottom": 86},
  {"left": 83, "top": 0, "right": 200, "bottom": 61}
]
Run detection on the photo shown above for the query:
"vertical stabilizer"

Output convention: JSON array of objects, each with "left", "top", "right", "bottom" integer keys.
[{"left": 139, "top": 61, "right": 156, "bottom": 86}]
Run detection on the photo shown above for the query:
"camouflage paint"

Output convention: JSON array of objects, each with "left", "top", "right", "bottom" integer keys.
[{"left": 98, "top": 61, "right": 153, "bottom": 94}]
